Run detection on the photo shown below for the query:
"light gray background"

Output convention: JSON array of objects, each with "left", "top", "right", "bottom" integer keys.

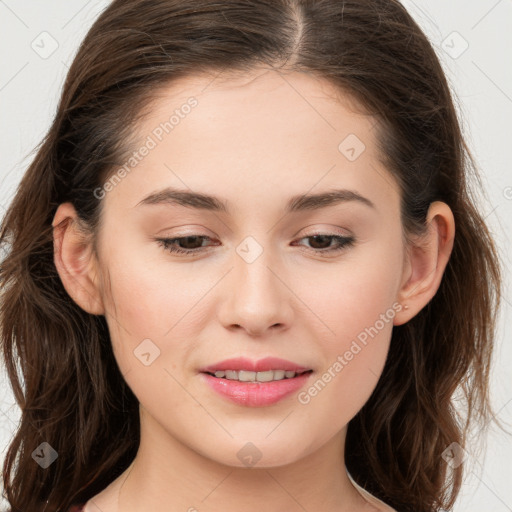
[{"left": 0, "top": 1, "right": 511, "bottom": 510}]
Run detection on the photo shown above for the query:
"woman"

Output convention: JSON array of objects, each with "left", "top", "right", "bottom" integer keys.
[{"left": 0, "top": 1, "right": 503, "bottom": 511}]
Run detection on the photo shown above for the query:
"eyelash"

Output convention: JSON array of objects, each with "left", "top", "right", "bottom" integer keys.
[{"left": 155, "top": 232, "right": 355, "bottom": 257}]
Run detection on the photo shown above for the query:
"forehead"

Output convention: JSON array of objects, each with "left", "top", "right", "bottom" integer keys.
[{"left": 105, "top": 68, "right": 400, "bottom": 219}]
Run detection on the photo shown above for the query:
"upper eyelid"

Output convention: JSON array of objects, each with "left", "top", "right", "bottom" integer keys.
[
  {"left": 159, "top": 223, "right": 352, "bottom": 237},
  {"left": 157, "top": 231, "right": 354, "bottom": 247},
  {"left": 161, "top": 231, "right": 351, "bottom": 242}
]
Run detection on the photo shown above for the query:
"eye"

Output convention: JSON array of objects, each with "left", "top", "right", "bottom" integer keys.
[
  {"left": 292, "top": 233, "right": 355, "bottom": 256},
  {"left": 156, "top": 232, "right": 355, "bottom": 257},
  {"left": 156, "top": 235, "right": 217, "bottom": 255}
]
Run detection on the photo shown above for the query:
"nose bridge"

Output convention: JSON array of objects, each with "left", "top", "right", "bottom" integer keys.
[
  {"left": 234, "top": 234, "right": 282, "bottom": 306},
  {"left": 218, "top": 234, "right": 292, "bottom": 334}
]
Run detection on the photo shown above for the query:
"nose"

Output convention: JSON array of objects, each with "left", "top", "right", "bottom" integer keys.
[{"left": 217, "top": 246, "right": 294, "bottom": 337}]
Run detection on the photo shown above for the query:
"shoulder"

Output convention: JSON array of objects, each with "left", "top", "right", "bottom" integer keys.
[
  {"left": 68, "top": 505, "right": 85, "bottom": 512},
  {"left": 347, "top": 473, "right": 397, "bottom": 512}
]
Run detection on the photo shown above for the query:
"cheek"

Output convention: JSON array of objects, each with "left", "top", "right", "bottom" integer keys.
[
  {"left": 102, "top": 227, "right": 212, "bottom": 324},
  {"left": 295, "top": 238, "right": 401, "bottom": 343},
  {"left": 294, "top": 242, "right": 401, "bottom": 423},
  {"left": 297, "top": 289, "right": 394, "bottom": 433},
  {"left": 98, "top": 240, "right": 209, "bottom": 369}
]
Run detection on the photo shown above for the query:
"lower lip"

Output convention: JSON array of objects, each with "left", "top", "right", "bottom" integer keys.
[{"left": 200, "top": 372, "right": 313, "bottom": 407}]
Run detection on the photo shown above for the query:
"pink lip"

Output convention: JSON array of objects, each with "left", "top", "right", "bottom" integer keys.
[
  {"left": 199, "top": 356, "right": 311, "bottom": 373},
  {"left": 199, "top": 371, "right": 313, "bottom": 407}
]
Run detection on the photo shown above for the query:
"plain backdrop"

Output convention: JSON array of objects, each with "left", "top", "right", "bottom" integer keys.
[{"left": 0, "top": 1, "right": 511, "bottom": 511}]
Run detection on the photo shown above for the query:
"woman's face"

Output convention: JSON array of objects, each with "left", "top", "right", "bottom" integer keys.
[{"left": 93, "top": 68, "right": 408, "bottom": 467}]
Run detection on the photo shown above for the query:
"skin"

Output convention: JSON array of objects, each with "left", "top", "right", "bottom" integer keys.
[{"left": 52, "top": 67, "right": 455, "bottom": 512}]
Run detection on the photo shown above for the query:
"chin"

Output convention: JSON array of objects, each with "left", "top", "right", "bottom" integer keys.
[{"left": 207, "top": 437, "right": 310, "bottom": 469}]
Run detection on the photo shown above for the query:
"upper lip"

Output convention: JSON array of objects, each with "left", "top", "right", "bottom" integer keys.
[{"left": 200, "top": 357, "right": 312, "bottom": 373}]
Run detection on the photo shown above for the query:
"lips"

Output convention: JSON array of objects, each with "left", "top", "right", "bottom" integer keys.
[
  {"left": 200, "top": 368, "right": 313, "bottom": 407},
  {"left": 199, "top": 356, "right": 312, "bottom": 374}
]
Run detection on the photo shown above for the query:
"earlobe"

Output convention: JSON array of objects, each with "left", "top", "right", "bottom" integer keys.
[
  {"left": 394, "top": 201, "right": 455, "bottom": 326},
  {"left": 52, "top": 202, "right": 105, "bottom": 315}
]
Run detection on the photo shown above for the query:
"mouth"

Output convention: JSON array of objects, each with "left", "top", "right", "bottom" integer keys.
[
  {"left": 200, "top": 368, "right": 314, "bottom": 407},
  {"left": 202, "top": 369, "right": 314, "bottom": 383}
]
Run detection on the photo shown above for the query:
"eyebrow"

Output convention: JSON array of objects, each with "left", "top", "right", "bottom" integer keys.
[{"left": 135, "top": 187, "right": 376, "bottom": 213}]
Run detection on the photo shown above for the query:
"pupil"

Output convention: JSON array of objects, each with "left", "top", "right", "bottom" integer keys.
[
  {"left": 181, "top": 236, "right": 203, "bottom": 249},
  {"left": 309, "top": 235, "right": 330, "bottom": 249}
]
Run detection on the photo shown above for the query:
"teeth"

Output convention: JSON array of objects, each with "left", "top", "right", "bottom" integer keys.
[{"left": 212, "top": 369, "right": 306, "bottom": 382}]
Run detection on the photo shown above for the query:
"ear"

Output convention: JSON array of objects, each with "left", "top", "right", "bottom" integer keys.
[
  {"left": 52, "top": 202, "right": 105, "bottom": 315},
  {"left": 393, "top": 201, "right": 455, "bottom": 326}
]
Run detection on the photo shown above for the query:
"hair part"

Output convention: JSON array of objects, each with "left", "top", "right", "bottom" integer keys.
[{"left": 0, "top": 1, "right": 504, "bottom": 511}]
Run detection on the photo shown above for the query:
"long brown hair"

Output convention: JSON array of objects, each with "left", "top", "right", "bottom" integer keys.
[{"left": 0, "top": 1, "right": 504, "bottom": 511}]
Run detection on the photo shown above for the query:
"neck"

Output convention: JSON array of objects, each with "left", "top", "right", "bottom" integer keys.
[{"left": 90, "top": 407, "right": 371, "bottom": 512}]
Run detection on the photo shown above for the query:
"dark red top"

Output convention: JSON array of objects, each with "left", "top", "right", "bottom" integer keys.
[{"left": 68, "top": 505, "right": 85, "bottom": 511}]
